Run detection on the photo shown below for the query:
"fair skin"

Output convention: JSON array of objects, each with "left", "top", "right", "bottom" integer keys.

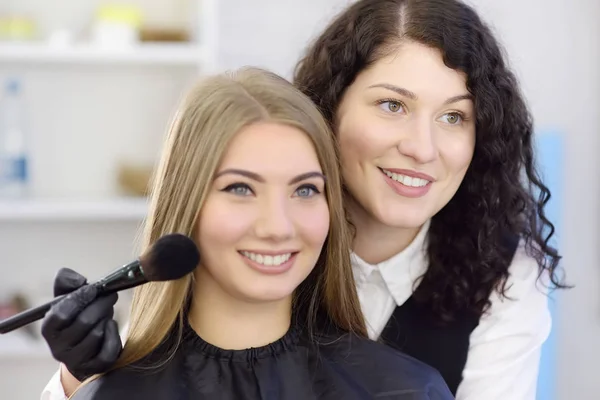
[
  {"left": 60, "top": 365, "right": 81, "bottom": 396},
  {"left": 188, "top": 122, "right": 330, "bottom": 350},
  {"left": 59, "top": 122, "right": 331, "bottom": 393},
  {"left": 336, "top": 40, "right": 476, "bottom": 264}
]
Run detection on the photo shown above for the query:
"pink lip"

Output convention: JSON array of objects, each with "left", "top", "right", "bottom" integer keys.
[
  {"left": 381, "top": 168, "right": 435, "bottom": 182},
  {"left": 380, "top": 169, "right": 432, "bottom": 198},
  {"left": 239, "top": 251, "right": 298, "bottom": 275}
]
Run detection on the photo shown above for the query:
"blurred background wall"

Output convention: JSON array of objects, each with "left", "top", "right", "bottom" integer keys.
[{"left": 0, "top": 0, "right": 596, "bottom": 399}]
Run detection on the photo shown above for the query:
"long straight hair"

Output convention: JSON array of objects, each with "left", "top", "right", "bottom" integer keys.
[{"left": 103, "top": 67, "right": 366, "bottom": 373}]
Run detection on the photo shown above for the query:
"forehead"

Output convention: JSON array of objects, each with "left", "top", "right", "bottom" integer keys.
[
  {"left": 357, "top": 41, "right": 469, "bottom": 98},
  {"left": 218, "top": 122, "right": 322, "bottom": 175}
]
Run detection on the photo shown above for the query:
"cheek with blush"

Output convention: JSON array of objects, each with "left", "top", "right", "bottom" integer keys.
[
  {"left": 295, "top": 201, "right": 330, "bottom": 260},
  {"left": 194, "top": 198, "right": 256, "bottom": 278},
  {"left": 199, "top": 205, "right": 254, "bottom": 247},
  {"left": 338, "top": 116, "right": 402, "bottom": 174},
  {"left": 438, "top": 131, "right": 475, "bottom": 181}
]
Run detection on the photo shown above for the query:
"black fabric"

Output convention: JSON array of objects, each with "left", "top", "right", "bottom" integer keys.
[
  {"left": 379, "top": 234, "right": 520, "bottom": 395},
  {"left": 379, "top": 296, "right": 479, "bottom": 395},
  {"left": 72, "top": 320, "right": 454, "bottom": 400}
]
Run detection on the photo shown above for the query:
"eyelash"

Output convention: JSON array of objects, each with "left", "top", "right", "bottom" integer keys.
[
  {"left": 375, "top": 98, "right": 469, "bottom": 125},
  {"left": 439, "top": 112, "right": 467, "bottom": 125},
  {"left": 295, "top": 184, "right": 321, "bottom": 197},
  {"left": 222, "top": 183, "right": 321, "bottom": 197},
  {"left": 376, "top": 98, "right": 405, "bottom": 113},
  {"left": 223, "top": 183, "right": 253, "bottom": 196}
]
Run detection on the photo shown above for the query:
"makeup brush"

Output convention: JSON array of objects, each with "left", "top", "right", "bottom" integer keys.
[{"left": 0, "top": 233, "right": 200, "bottom": 334}]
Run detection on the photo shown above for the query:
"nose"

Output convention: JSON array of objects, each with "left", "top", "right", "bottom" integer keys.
[
  {"left": 396, "top": 118, "right": 438, "bottom": 164},
  {"left": 254, "top": 196, "right": 295, "bottom": 241}
]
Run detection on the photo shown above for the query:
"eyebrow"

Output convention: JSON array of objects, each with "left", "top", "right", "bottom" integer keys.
[
  {"left": 215, "top": 169, "right": 326, "bottom": 184},
  {"left": 368, "top": 83, "right": 473, "bottom": 105}
]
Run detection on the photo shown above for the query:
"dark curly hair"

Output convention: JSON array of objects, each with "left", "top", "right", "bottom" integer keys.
[{"left": 294, "top": 0, "right": 567, "bottom": 323}]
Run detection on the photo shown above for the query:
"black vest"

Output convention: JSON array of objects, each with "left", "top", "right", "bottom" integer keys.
[{"left": 379, "top": 235, "right": 520, "bottom": 395}]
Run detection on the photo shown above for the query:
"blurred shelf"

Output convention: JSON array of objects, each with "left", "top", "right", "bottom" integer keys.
[
  {"left": 0, "top": 197, "right": 148, "bottom": 221},
  {"left": 0, "top": 42, "right": 206, "bottom": 66}
]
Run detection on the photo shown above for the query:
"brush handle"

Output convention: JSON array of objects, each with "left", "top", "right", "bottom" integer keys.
[
  {"left": 0, "top": 263, "right": 145, "bottom": 334},
  {"left": 0, "top": 295, "right": 65, "bottom": 334}
]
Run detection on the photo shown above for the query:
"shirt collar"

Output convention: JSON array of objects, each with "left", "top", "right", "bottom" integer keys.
[{"left": 351, "top": 219, "right": 430, "bottom": 306}]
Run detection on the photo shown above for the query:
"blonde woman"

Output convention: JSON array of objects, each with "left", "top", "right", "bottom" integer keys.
[{"left": 57, "top": 67, "right": 453, "bottom": 399}]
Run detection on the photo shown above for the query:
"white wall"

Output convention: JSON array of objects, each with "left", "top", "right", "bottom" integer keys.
[{"left": 217, "top": 0, "right": 353, "bottom": 79}]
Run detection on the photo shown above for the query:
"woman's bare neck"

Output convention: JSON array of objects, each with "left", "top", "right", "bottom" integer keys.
[
  {"left": 189, "top": 268, "right": 292, "bottom": 350},
  {"left": 347, "top": 199, "right": 422, "bottom": 265}
]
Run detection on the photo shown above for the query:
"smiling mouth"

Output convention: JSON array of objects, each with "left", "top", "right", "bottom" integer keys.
[
  {"left": 380, "top": 168, "right": 431, "bottom": 187},
  {"left": 239, "top": 251, "right": 297, "bottom": 266}
]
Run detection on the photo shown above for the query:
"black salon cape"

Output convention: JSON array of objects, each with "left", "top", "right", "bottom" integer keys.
[{"left": 72, "top": 321, "right": 453, "bottom": 400}]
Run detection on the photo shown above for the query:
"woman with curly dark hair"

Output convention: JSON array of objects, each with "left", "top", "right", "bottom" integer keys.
[
  {"left": 40, "top": 0, "right": 565, "bottom": 399},
  {"left": 293, "top": 0, "right": 565, "bottom": 398}
]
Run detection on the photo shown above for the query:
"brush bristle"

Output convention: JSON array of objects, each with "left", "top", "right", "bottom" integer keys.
[{"left": 140, "top": 234, "right": 200, "bottom": 281}]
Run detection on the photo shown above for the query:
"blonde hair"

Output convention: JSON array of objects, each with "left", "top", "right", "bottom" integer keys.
[{"left": 105, "top": 68, "right": 366, "bottom": 375}]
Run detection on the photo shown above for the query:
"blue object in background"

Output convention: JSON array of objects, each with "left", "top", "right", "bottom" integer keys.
[{"left": 535, "top": 132, "right": 563, "bottom": 400}]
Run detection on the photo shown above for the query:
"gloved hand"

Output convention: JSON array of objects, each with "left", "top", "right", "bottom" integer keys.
[{"left": 41, "top": 268, "right": 122, "bottom": 382}]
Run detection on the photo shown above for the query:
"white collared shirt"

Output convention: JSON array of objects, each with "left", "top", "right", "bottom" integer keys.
[
  {"left": 352, "top": 221, "right": 551, "bottom": 400},
  {"left": 41, "top": 221, "right": 551, "bottom": 400}
]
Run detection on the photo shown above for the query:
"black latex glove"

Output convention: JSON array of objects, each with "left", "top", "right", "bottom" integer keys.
[{"left": 41, "top": 268, "right": 122, "bottom": 382}]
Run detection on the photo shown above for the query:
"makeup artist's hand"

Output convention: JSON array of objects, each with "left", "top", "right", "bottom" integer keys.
[{"left": 41, "top": 268, "right": 122, "bottom": 382}]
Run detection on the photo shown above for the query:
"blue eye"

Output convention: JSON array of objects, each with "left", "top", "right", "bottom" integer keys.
[
  {"left": 295, "top": 184, "right": 320, "bottom": 198},
  {"left": 223, "top": 183, "right": 253, "bottom": 196}
]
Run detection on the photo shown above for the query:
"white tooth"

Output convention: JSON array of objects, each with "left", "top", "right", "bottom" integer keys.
[
  {"left": 244, "top": 252, "right": 293, "bottom": 266},
  {"left": 383, "top": 169, "right": 430, "bottom": 187}
]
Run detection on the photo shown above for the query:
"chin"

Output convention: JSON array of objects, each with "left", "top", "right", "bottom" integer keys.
[
  {"left": 239, "top": 283, "right": 297, "bottom": 303},
  {"left": 376, "top": 208, "right": 431, "bottom": 230}
]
